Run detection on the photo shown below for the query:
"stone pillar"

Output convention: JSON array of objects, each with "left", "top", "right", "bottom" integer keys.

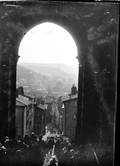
[
  {"left": 0, "top": 62, "right": 9, "bottom": 141},
  {"left": 0, "top": 52, "right": 19, "bottom": 140},
  {"left": 8, "top": 55, "right": 19, "bottom": 139},
  {"left": 75, "top": 53, "right": 85, "bottom": 144}
]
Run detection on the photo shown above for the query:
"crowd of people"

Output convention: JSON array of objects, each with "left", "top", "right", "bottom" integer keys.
[
  {"left": 0, "top": 132, "right": 85, "bottom": 166},
  {"left": 0, "top": 131, "right": 108, "bottom": 166}
]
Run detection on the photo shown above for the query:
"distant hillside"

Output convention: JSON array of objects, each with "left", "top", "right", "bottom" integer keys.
[
  {"left": 17, "top": 63, "right": 78, "bottom": 97},
  {"left": 18, "top": 62, "right": 78, "bottom": 80}
]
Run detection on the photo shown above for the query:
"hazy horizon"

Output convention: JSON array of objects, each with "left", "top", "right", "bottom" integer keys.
[{"left": 18, "top": 61, "right": 78, "bottom": 67}]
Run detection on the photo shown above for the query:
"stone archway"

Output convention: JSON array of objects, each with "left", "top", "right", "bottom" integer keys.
[
  {"left": 0, "top": 2, "right": 85, "bottom": 140},
  {"left": 0, "top": 2, "right": 118, "bottom": 145}
]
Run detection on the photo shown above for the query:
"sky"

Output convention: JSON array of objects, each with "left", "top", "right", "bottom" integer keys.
[{"left": 18, "top": 22, "right": 79, "bottom": 67}]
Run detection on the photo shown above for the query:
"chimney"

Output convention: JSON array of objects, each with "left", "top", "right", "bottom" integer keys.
[
  {"left": 71, "top": 84, "right": 77, "bottom": 95},
  {"left": 17, "top": 86, "right": 24, "bottom": 95}
]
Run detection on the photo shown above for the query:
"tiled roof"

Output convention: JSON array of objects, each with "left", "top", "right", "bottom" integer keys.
[
  {"left": 24, "top": 93, "right": 35, "bottom": 99},
  {"left": 16, "top": 100, "right": 26, "bottom": 107},
  {"left": 16, "top": 97, "right": 31, "bottom": 106},
  {"left": 44, "top": 96, "right": 54, "bottom": 103},
  {"left": 38, "top": 104, "right": 48, "bottom": 110},
  {"left": 62, "top": 93, "right": 78, "bottom": 102}
]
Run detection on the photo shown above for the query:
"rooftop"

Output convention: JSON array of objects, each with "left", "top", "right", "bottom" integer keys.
[
  {"left": 16, "top": 96, "right": 31, "bottom": 106},
  {"left": 24, "top": 93, "right": 35, "bottom": 99},
  {"left": 62, "top": 93, "right": 78, "bottom": 102},
  {"left": 38, "top": 104, "right": 48, "bottom": 110}
]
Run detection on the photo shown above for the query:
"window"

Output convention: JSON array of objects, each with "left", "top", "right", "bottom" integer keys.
[
  {"left": 71, "top": 127, "right": 75, "bottom": 134},
  {"left": 73, "top": 113, "right": 77, "bottom": 120},
  {"left": 26, "top": 119, "right": 29, "bottom": 126},
  {"left": 29, "top": 120, "right": 32, "bottom": 126},
  {"left": 27, "top": 109, "right": 29, "bottom": 117},
  {"left": 74, "top": 100, "right": 77, "bottom": 107}
]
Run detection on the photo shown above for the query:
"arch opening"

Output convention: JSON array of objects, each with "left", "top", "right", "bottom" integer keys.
[
  {"left": 18, "top": 22, "right": 79, "bottom": 65},
  {"left": 17, "top": 22, "right": 79, "bottom": 96}
]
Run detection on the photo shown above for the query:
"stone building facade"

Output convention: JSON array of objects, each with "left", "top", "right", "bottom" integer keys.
[
  {"left": 16, "top": 94, "right": 34, "bottom": 138},
  {"left": 63, "top": 94, "right": 78, "bottom": 141},
  {"left": 33, "top": 103, "right": 47, "bottom": 136}
]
